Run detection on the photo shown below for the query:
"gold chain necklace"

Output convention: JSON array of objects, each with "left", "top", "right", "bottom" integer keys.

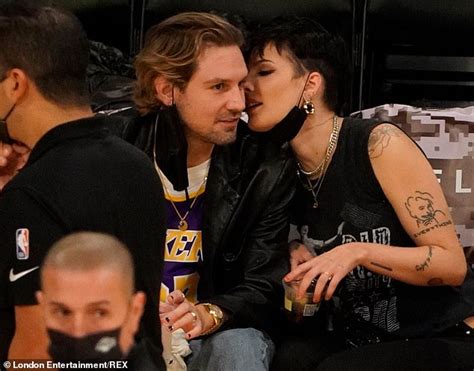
[
  {"left": 297, "top": 115, "right": 339, "bottom": 179},
  {"left": 158, "top": 170, "right": 207, "bottom": 231},
  {"left": 152, "top": 120, "right": 207, "bottom": 231},
  {"left": 297, "top": 116, "right": 341, "bottom": 208}
]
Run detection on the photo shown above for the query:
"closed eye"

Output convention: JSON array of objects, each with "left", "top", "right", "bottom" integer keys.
[{"left": 257, "top": 70, "right": 274, "bottom": 76}]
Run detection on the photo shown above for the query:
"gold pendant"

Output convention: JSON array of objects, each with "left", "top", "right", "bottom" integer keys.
[{"left": 178, "top": 220, "right": 188, "bottom": 231}]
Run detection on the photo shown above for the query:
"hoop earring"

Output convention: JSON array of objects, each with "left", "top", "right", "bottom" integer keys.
[{"left": 302, "top": 98, "right": 315, "bottom": 115}]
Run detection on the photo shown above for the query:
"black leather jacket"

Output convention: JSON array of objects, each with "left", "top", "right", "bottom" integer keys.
[{"left": 112, "top": 110, "right": 296, "bottom": 333}]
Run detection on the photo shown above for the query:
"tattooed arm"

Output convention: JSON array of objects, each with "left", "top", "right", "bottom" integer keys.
[
  {"left": 285, "top": 123, "right": 466, "bottom": 302},
  {"left": 359, "top": 123, "right": 466, "bottom": 286}
]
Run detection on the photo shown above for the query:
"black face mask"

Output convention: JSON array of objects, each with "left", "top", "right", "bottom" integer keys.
[
  {"left": 0, "top": 104, "right": 16, "bottom": 144},
  {"left": 153, "top": 105, "right": 189, "bottom": 192},
  {"left": 263, "top": 105, "right": 307, "bottom": 145},
  {"left": 47, "top": 327, "right": 125, "bottom": 363}
]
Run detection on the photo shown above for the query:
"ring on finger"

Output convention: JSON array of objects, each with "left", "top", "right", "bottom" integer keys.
[
  {"left": 190, "top": 311, "right": 198, "bottom": 322},
  {"left": 322, "top": 271, "right": 333, "bottom": 281}
]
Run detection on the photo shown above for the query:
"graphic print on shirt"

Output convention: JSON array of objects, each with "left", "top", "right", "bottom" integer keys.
[
  {"left": 301, "top": 221, "right": 400, "bottom": 333},
  {"left": 160, "top": 194, "right": 205, "bottom": 303},
  {"left": 16, "top": 228, "right": 30, "bottom": 260},
  {"left": 158, "top": 160, "right": 210, "bottom": 304}
]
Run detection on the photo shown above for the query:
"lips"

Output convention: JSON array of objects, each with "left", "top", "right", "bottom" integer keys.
[
  {"left": 218, "top": 116, "right": 240, "bottom": 123},
  {"left": 245, "top": 100, "right": 262, "bottom": 112},
  {"left": 217, "top": 117, "right": 240, "bottom": 128}
]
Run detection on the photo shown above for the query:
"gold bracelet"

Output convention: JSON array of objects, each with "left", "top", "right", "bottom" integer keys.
[{"left": 199, "top": 303, "right": 224, "bottom": 336}]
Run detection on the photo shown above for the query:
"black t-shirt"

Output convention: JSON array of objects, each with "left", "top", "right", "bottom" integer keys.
[
  {"left": 292, "top": 117, "right": 474, "bottom": 339},
  {"left": 0, "top": 115, "right": 166, "bottom": 367}
]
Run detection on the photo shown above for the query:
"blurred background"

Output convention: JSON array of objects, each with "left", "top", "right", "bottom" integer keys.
[{"left": 22, "top": 0, "right": 474, "bottom": 114}]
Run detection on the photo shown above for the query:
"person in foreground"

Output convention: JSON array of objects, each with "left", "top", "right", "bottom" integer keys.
[
  {"left": 115, "top": 12, "right": 294, "bottom": 370},
  {"left": 37, "top": 232, "right": 147, "bottom": 366},
  {"left": 0, "top": 2, "right": 166, "bottom": 367},
  {"left": 244, "top": 16, "right": 474, "bottom": 370}
]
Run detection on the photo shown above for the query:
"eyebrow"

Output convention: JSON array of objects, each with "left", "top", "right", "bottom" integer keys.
[
  {"left": 49, "top": 300, "right": 111, "bottom": 308},
  {"left": 203, "top": 78, "right": 232, "bottom": 85},
  {"left": 254, "top": 59, "right": 274, "bottom": 65}
]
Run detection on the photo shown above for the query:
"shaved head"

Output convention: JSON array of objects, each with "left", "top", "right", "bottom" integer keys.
[{"left": 41, "top": 232, "right": 135, "bottom": 295}]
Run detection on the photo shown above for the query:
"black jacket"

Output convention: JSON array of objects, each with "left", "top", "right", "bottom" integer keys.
[{"left": 112, "top": 110, "right": 296, "bottom": 333}]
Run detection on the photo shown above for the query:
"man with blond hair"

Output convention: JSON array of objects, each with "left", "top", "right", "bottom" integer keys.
[{"left": 115, "top": 12, "right": 295, "bottom": 369}]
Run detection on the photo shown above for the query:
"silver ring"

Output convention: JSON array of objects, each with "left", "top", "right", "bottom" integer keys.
[{"left": 190, "top": 311, "right": 198, "bottom": 322}]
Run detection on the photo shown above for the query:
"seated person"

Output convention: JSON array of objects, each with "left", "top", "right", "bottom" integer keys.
[
  {"left": 243, "top": 16, "right": 474, "bottom": 370},
  {"left": 37, "top": 232, "right": 146, "bottom": 365}
]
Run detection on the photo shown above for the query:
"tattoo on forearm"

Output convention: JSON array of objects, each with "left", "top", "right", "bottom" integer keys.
[
  {"left": 368, "top": 124, "right": 400, "bottom": 158},
  {"left": 370, "top": 261, "right": 393, "bottom": 271},
  {"left": 415, "top": 245, "right": 433, "bottom": 271},
  {"left": 405, "top": 191, "right": 452, "bottom": 237},
  {"left": 427, "top": 277, "right": 444, "bottom": 286}
]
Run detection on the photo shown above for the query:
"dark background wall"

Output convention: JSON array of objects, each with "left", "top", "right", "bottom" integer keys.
[{"left": 16, "top": 0, "right": 474, "bottom": 112}]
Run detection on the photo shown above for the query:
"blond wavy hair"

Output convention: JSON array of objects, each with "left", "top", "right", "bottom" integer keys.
[{"left": 134, "top": 12, "right": 244, "bottom": 114}]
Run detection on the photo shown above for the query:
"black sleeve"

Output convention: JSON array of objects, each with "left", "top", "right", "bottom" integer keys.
[
  {"left": 209, "top": 158, "right": 295, "bottom": 331},
  {"left": 0, "top": 188, "right": 64, "bottom": 307}
]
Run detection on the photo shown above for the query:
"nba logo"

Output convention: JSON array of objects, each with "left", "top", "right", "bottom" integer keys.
[{"left": 16, "top": 228, "right": 30, "bottom": 260}]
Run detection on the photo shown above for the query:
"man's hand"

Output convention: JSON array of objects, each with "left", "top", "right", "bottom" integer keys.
[
  {"left": 159, "top": 290, "right": 214, "bottom": 340},
  {"left": 0, "top": 141, "right": 29, "bottom": 190}
]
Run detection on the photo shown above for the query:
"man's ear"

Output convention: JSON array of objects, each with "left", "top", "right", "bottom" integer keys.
[
  {"left": 129, "top": 291, "right": 146, "bottom": 334},
  {"left": 153, "top": 75, "right": 174, "bottom": 107},
  {"left": 4, "top": 68, "right": 29, "bottom": 103},
  {"left": 35, "top": 290, "right": 44, "bottom": 306},
  {"left": 302, "top": 71, "right": 323, "bottom": 102}
]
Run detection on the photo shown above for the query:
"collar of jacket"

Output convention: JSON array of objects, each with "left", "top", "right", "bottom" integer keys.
[{"left": 132, "top": 111, "right": 251, "bottom": 192}]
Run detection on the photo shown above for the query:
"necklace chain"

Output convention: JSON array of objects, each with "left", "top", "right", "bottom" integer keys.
[
  {"left": 297, "top": 115, "right": 339, "bottom": 178},
  {"left": 152, "top": 119, "right": 207, "bottom": 231},
  {"left": 297, "top": 115, "right": 341, "bottom": 208},
  {"left": 158, "top": 171, "right": 207, "bottom": 231}
]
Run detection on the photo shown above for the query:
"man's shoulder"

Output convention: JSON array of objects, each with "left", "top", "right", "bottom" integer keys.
[{"left": 219, "top": 122, "right": 294, "bottom": 169}]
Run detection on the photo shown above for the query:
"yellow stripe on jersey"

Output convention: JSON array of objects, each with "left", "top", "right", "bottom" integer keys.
[
  {"left": 163, "top": 187, "right": 206, "bottom": 202},
  {"left": 165, "top": 230, "right": 203, "bottom": 262},
  {"left": 160, "top": 272, "right": 200, "bottom": 303}
]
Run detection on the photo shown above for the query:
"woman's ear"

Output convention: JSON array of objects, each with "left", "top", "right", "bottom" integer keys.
[
  {"left": 153, "top": 75, "right": 174, "bottom": 106},
  {"left": 303, "top": 71, "right": 323, "bottom": 102}
]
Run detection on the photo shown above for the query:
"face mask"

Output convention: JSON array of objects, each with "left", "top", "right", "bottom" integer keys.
[
  {"left": 263, "top": 105, "right": 307, "bottom": 145},
  {"left": 0, "top": 104, "right": 16, "bottom": 144},
  {"left": 153, "top": 104, "right": 189, "bottom": 192},
  {"left": 47, "top": 327, "right": 125, "bottom": 362},
  {"left": 254, "top": 73, "right": 312, "bottom": 145}
]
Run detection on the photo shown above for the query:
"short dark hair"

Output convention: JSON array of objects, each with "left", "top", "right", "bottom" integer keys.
[
  {"left": 0, "top": 1, "right": 90, "bottom": 106},
  {"left": 247, "top": 16, "right": 350, "bottom": 113}
]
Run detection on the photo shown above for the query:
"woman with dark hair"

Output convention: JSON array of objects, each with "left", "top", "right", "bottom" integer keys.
[{"left": 244, "top": 16, "right": 474, "bottom": 370}]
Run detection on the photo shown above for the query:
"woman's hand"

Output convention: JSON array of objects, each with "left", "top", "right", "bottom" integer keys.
[
  {"left": 289, "top": 240, "right": 314, "bottom": 270},
  {"left": 159, "top": 290, "right": 214, "bottom": 340},
  {"left": 284, "top": 243, "right": 366, "bottom": 303}
]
